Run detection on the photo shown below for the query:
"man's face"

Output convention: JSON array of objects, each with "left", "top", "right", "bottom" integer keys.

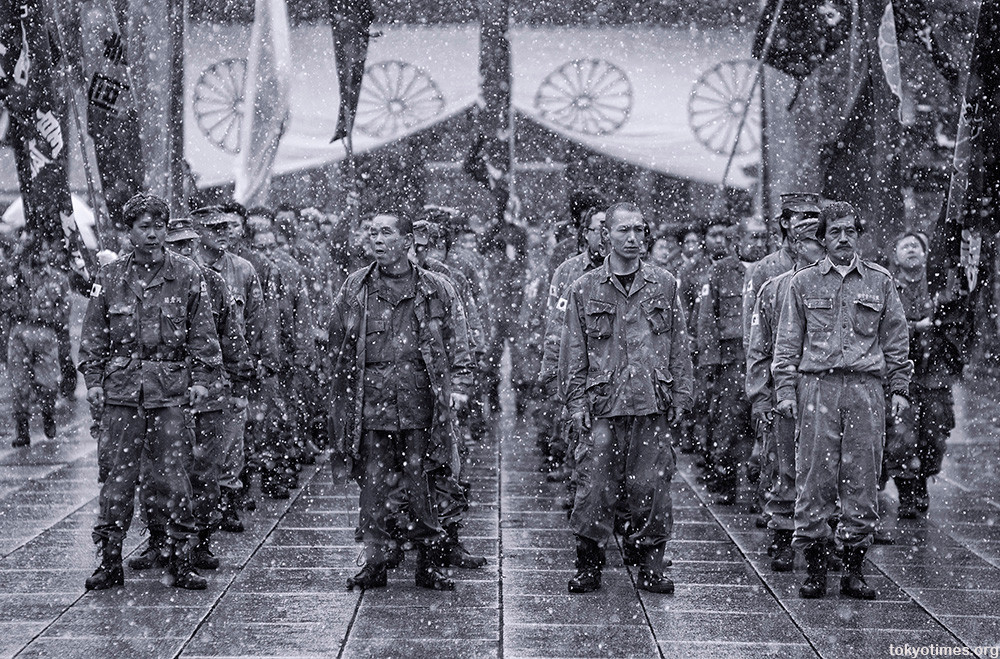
[
  {"left": 129, "top": 212, "right": 167, "bottom": 256},
  {"left": 824, "top": 215, "right": 859, "bottom": 264},
  {"left": 585, "top": 212, "right": 605, "bottom": 253},
  {"left": 252, "top": 231, "right": 277, "bottom": 255},
  {"left": 604, "top": 210, "right": 646, "bottom": 262},
  {"left": 682, "top": 231, "right": 702, "bottom": 258},
  {"left": 199, "top": 219, "right": 231, "bottom": 252},
  {"left": 166, "top": 237, "right": 197, "bottom": 259},
  {"left": 740, "top": 220, "right": 769, "bottom": 261},
  {"left": 369, "top": 214, "right": 411, "bottom": 268},
  {"left": 457, "top": 232, "right": 477, "bottom": 253},
  {"left": 795, "top": 237, "right": 825, "bottom": 265},
  {"left": 650, "top": 237, "right": 676, "bottom": 267},
  {"left": 894, "top": 235, "right": 926, "bottom": 271},
  {"left": 298, "top": 219, "right": 319, "bottom": 243},
  {"left": 705, "top": 225, "right": 729, "bottom": 258}
]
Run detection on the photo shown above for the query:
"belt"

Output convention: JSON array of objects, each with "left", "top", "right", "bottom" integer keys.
[{"left": 112, "top": 347, "right": 186, "bottom": 361}]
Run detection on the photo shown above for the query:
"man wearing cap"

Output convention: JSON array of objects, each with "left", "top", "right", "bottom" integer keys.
[
  {"left": 696, "top": 216, "right": 767, "bottom": 504},
  {"left": 562, "top": 202, "right": 693, "bottom": 595},
  {"left": 122, "top": 219, "right": 253, "bottom": 573},
  {"left": 746, "top": 211, "right": 825, "bottom": 572},
  {"left": 773, "top": 201, "right": 911, "bottom": 600},
  {"left": 191, "top": 205, "right": 268, "bottom": 531},
  {"left": 80, "top": 194, "right": 223, "bottom": 591},
  {"left": 330, "top": 211, "right": 474, "bottom": 591}
]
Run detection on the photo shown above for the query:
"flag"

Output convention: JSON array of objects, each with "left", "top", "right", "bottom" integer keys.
[
  {"left": 930, "top": 0, "right": 1000, "bottom": 300},
  {"left": 74, "top": 0, "right": 144, "bottom": 228},
  {"left": 819, "top": 0, "right": 904, "bottom": 251},
  {"left": 328, "top": 0, "right": 374, "bottom": 143},
  {"left": 752, "top": 0, "right": 852, "bottom": 80},
  {"left": 893, "top": 0, "right": 960, "bottom": 83},
  {"left": 0, "top": 0, "right": 91, "bottom": 274},
  {"left": 234, "top": 0, "right": 291, "bottom": 207}
]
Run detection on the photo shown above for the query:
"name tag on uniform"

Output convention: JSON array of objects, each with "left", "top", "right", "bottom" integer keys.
[
  {"left": 89, "top": 283, "right": 102, "bottom": 298},
  {"left": 556, "top": 297, "right": 568, "bottom": 311}
]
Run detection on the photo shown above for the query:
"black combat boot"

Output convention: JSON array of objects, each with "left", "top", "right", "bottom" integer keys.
[
  {"left": 347, "top": 561, "right": 388, "bottom": 590},
  {"left": 444, "top": 523, "right": 487, "bottom": 569},
  {"left": 568, "top": 536, "right": 604, "bottom": 594},
  {"left": 416, "top": 543, "right": 455, "bottom": 591},
  {"left": 840, "top": 545, "right": 876, "bottom": 600},
  {"left": 637, "top": 543, "right": 674, "bottom": 594},
  {"left": 261, "top": 471, "right": 290, "bottom": 500},
  {"left": 12, "top": 414, "right": 30, "bottom": 448},
  {"left": 168, "top": 538, "right": 208, "bottom": 590},
  {"left": 623, "top": 539, "right": 643, "bottom": 566},
  {"left": 235, "top": 467, "right": 256, "bottom": 511},
  {"left": 127, "top": 529, "right": 168, "bottom": 570},
  {"left": 192, "top": 530, "right": 220, "bottom": 570},
  {"left": 896, "top": 477, "right": 920, "bottom": 519},
  {"left": 799, "top": 541, "right": 828, "bottom": 599},
  {"left": 914, "top": 476, "right": 930, "bottom": 513},
  {"left": 770, "top": 530, "right": 795, "bottom": 572},
  {"left": 41, "top": 392, "right": 57, "bottom": 439},
  {"left": 219, "top": 489, "right": 245, "bottom": 532},
  {"left": 85, "top": 538, "right": 124, "bottom": 590}
]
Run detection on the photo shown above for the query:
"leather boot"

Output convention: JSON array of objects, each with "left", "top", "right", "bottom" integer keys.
[
  {"left": 85, "top": 538, "right": 124, "bottom": 590},
  {"left": 896, "top": 477, "right": 920, "bottom": 519},
  {"left": 347, "top": 561, "right": 388, "bottom": 590},
  {"left": 192, "top": 530, "right": 220, "bottom": 570},
  {"left": 41, "top": 392, "right": 57, "bottom": 439},
  {"left": 168, "top": 538, "right": 208, "bottom": 590},
  {"left": 12, "top": 414, "right": 30, "bottom": 448},
  {"left": 770, "top": 530, "right": 795, "bottom": 572},
  {"left": 444, "top": 523, "right": 487, "bottom": 569},
  {"left": 127, "top": 529, "right": 168, "bottom": 570},
  {"left": 840, "top": 545, "right": 876, "bottom": 599},
  {"left": 236, "top": 468, "right": 256, "bottom": 511},
  {"left": 637, "top": 543, "right": 674, "bottom": 594},
  {"left": 220, "top": 489, "right": 245, "bottom": 533},
  {"left": 568, "top": 536, "right": 604, "bottom": 594},
  {"left": 827, "top": 538, "right": 843, "bottom": 572},
  {"left": 914, "top": 476, "right": 930, "bottom": 513},
  {"left": 623, "top": 539, "right": 643, "bottom": 566},
  {"left": 799, "top": 541, "right": 828, "bottom": 599},
  {"left": 415, "top": 543, "right": 455, "bottom": 591}
]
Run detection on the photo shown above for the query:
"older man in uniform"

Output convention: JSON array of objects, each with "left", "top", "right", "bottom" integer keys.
[
  {"left": 330, "top": 211, "right": 474, "bottom": 591},
  {"left": 80, "top": 194, "right": 223, "bottom": 591},
  {"left": 563, "top": 202, "right": 693, "bottom": 595},
  {"left": 773, "top": 201, "right": 911, "bottom": 600}
]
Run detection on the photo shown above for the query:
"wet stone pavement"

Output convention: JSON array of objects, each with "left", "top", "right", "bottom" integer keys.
[{"left": 1, "top": 369, "right": 1000, "bottom": 658}]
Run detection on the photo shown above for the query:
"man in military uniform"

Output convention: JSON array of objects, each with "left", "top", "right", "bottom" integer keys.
[
  {"left": 746, "top": 213, "right": 825, "bottom": 572},
  {"left": 885, "top": 232, "right": 960, "bottom": 518},
  {"left": 191, "top": 206, "right": 268, "bottom": 529},
  {"left": 5, "top": 237, "right": 69, "bottom": 447},
  {"left": 697, "top": 217, "right": 767, "bottom": 504},
  {"left": 79, "top": 194, "right": 223, "bottom": 591},
  {"left": 675, "top": 228, "right": 712, "bottom": 454},
  {"left": 562, "top": 202, "right": 693, "bottom": 595},
  {"left": 330, "top": 212, "right": 474, "bottom": 591},
  {"left": 773, "top": 202, "right": 911, "bottom": 600}
]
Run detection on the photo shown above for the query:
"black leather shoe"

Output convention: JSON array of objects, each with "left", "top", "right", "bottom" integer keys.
[
  {"left": 85, "top": 562, "right": 124, "bottom": 590},
  {"left": 347, "top": 563, "right": 388, "bottom": 590},
  {"left": 567, "top": 568, "right": 601, "bottom": 593},
  {"left": 840, "top": 573, "right": 876, "bottom": 599},
  {"left": 637, "top": 567, "right": 674, "bottom": 594}
]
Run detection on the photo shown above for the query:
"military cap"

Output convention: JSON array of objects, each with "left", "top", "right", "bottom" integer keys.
[
  {"left": 190, "top": 205, "right": 232, "bottom": 225},
  {"left": 412, "top": 219, "right": 443, "bottom": 246},
  {"left": 165, "top": 218, "right": 199, "bottom": 242},
  {"left": 780, "top": 192, "right": 821, "bottom": 214},
  {"left": 788, "top": 214, "right": 820, "bottom": 242}
]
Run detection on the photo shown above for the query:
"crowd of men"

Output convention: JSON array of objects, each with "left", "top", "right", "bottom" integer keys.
[{"left": 0, "top": 185, "right": 963, "bottom": 601}]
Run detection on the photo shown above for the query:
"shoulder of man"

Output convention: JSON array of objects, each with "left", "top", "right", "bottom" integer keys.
[{"left": 859, "top": 259, "right": 893, "bottom": 279}]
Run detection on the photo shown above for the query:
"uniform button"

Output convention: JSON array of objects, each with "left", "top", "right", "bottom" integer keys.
[{"left": 132, "top": 352, "right": 139, "bottom": 358}]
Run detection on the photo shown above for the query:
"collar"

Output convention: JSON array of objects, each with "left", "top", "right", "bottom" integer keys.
[
  {"left": 599, "top": 256, "right": 653, "bottom": 296},
  {"left": 818, "top": 254, "right": 863, "bottom": 278}
]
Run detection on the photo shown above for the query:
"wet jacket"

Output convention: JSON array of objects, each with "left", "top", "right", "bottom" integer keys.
[
  {"left": 79, "top": 251, "right": 223, "bottom": 408},
  {"left": 329, "top": 263, "right": 474, "bottom": 469},
  {"left": 893, "top": 271, "right": 963, "bottom": 389},
  {"left": 564, "top": 258, "right": 694, "bottom": 419},
  {"left": 743, "top": 244, "right": 794, "bottom": 351},
  {"left": 425, "top": 256, "right": 485, "bottom": 356},
  {"left": 7, "top": 260, "right": 70, "bottom": 328},
  {"left": 745, "top": 268, "right": 794, "bottom": 418},
  {"left": 205, "top": 251, "right": 269, "bottom": 372},
  {"left": 772, "top": 256, "right": 912, "bottom": 404},
  {"left": 263, "top": 250, "right": 318, "bottom": 372},
  {"left": 539, "top": 249, "right": 602, "bottom": 386},
  {"left": 198, "top": 266, "right": 253, "bottom": 410},
  {"left": 697, "top": 255, "right": 749, "bottom": 367}
]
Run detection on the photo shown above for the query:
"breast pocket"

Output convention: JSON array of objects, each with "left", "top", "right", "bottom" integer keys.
[
  {"left": 855, "top": 298, "right": 883, "bottom": 336},
  {"left": 584, "top": 299, "right": 615, "bottom": 340},
  {"left": 642, "top": 297, "right": 672, "bottom": 334},
  {"left": 109, "top": 302, "right": 137, "bottom": 345},
  {"left": 160, "top": 304, "right": 187, "bottom": 347},
  {"left": 804, "top": 296, "right": 835, "bottom": 332}
]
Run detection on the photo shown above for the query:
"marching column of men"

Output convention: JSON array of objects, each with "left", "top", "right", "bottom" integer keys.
[{"left": 42, "top": 186, "right": 955, "bottom": 599}]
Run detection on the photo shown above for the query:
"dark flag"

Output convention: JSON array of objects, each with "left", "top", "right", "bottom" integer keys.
[
  {"left": 0, "top": 0, "right": 91, "bottom": 273},
  {"left": 893, "top": 0, "right": 960, "bottom": 84},
  {"left": 328, "top": 0, "right": 374, "bottom": 143},
  {"left": 929, "top": 0, "right": 1000, "bottom": 307},
  {"left": 752, "top": 0, "right": 852, "bottom": 80}
]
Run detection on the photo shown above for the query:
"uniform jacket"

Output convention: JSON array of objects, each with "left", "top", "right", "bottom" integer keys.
[
  {"left": 206, "top": 251, "right": 270, "bottom": 373},
  {"left": 266, "top": 249, "right": 319, "bottom": 371},
  {"left": 6, "top": 260, "right": 70, "bottom": 327},
  {"left": 563, "top": 258, "right": 694, "bottom": 419},
  {"left": 425, "top": 256, "right": 486, "bottom": 356},
  {"left": 198, "top": 265, "right": 253, "bottom": 410},
  {"left": 539, "top": 249, "right": 602, "bottom": 386},
  {"left": 893, "top": 271, "right": 963, "bottom": 389},
  {"left": 328, "top": 262, "right": 474, "bottom": 469},
  {"left": 697, "top": 254, "right": 749, "bottom": 367},
  {"left": 772, "top": 256, "right": 912, "bottom": 404},
  {"left": 677, "top": 252, "right": 712, "bottom": 338},
  {"left": 743, "top": 244, "right": 794, "bottom": 351},
  {"left": 745, "top": 268, "right": 794, "bottom": 418},
  {"left": 79, "top": 251, "right": 223, "bottom": 408}
]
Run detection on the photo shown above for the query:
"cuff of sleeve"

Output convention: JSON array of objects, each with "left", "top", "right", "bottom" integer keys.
[
  {"left": 774, "top": 385, "right": 795, "bottom": 403},
  {"left": 891, "top": 388, "right": 910, "bottom": 403}
]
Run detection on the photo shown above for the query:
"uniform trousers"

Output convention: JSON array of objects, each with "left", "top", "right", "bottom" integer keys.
[
  {"left": 7, "top": 322, "right": 59, "bottom": 418},
  {"left": 763, "top": 415, "right": 797, "bottom": 531},
  {"left": 884, "top": 384, "right": 954, "bottom": 480}
]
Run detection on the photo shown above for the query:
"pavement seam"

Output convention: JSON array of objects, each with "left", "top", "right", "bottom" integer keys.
[
  {"left": 616, "top": 534, "right": 667, "bottom": 659},
  {"left": 336, "top": 588, "right": 365, "bottom": 659},
  {"left": 497, "top": 417, "right": 506, "bottom": 659}
]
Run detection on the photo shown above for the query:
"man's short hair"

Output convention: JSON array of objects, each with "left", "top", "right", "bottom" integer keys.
[
  {"left": 246, "top": 206, "right": 275, "bottom": 222},
  {"left": 219, "top": 201, "right": 249, "bottom": 221},
  {"left": 570, "top": 187, "right": 607, "bottom": 224},
  {"left": 122, "top": 193, "right": 169, "bottom": 228},
  {"left": 817, "top": 201, "right": 862, "bottom": 239},
  {"left": 373, "top": 211, "right": 413, "bottom": 236},
  {"left": 605, "top": 202, "right": 643, "bottom": 225}
]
